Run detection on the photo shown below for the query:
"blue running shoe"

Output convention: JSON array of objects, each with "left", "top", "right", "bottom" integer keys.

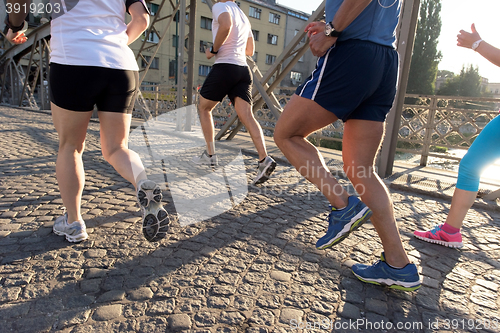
[
  {"left": 352, "top": 254, "right": 421, "bottom": 291},
  {"left": 316, "top": 196, "right": 372, "bottom": 250}
]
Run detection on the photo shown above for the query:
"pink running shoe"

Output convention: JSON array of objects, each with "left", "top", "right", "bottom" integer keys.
[{"left": 414, "top": 224, "right": 463, "bottom": 248}]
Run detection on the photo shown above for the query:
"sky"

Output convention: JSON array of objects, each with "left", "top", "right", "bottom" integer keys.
[{"left": 276, "top": 0, "right": 500, "bottom": 82}]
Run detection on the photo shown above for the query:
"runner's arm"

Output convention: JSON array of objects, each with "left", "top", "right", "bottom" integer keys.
[
  {"left": 246, "top": 35, "right": 254, "bottom": 56},
  {"left": 212, "top": 12, "right": 231, "bottom": 52},
  {"left": 126, "top": 2, "right": 150, "bottom": 45},
  {"left": 5, "top": 0, "right": 30, "bottom": 44}
]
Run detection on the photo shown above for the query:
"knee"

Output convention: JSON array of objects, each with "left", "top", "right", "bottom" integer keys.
[
  {"left": 59, "top": 139, "right": 85, "bottom": 155},
  {"left": 198, "top": 103, "right": 214, "bottom": 114}
]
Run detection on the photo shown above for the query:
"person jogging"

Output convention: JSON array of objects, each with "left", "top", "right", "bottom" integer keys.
[{"left": 193, "top": 0, "right": 276, "bottom": 185}]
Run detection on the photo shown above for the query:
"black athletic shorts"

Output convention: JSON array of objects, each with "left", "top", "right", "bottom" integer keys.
[
  {"left": 49, "top": 63, "right": 138, "bottom": 113},
  {"left": 200, "top": 63, "right": 252, "bottom": 105}
]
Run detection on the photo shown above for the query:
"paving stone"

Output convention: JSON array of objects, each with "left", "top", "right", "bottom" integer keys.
[
  {"left": 92, "top": 304, "right": 123, "bottom": 321},
  {"left": 56, "top": 309, "right": 92, "bottom": 330},
  {"left": 97, "top": 290, "right": 126, "bottom": 303},
  {"left": 1, "top": 108, "right": 500, "bottom": 332},
  {"left": 337, "top": 302, "right": 360, "bottom": 319},
  {"left": 168, "top": 314, "right": 192, "bottom": 330},
  {"left": 148, "top": 299, "right": 175, "bottom": 315}
]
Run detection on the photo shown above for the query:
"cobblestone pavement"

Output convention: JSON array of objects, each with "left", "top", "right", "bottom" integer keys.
[{"left": 1, "top": 107, "right": 499, "bottom": 333}]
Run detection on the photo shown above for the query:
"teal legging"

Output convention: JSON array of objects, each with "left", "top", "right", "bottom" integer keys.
[{"left": 457, "top": 115, "right": 500, "bottom": 192}]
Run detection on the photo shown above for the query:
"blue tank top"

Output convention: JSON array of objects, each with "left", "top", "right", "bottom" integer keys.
[{"left": 325, "top": 0, "right": 401, "bottom": 48}]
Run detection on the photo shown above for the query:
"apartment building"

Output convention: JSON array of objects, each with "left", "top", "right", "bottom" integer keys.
[
  {"left": 1, "top": 0, "right": 316, "bottom": 91},
  {"left": 131, "top": 0, "right": 314, "bottom": 89},
  {"left": 274, "top": 3, "right": 316, "bottom": 88}
]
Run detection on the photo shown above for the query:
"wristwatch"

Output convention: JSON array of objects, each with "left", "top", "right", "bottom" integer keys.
[
  {"left": 210, "top": 46, "right": 218, "bottom": 54},
  {"left": 4, "top": 14, "right": 28, "bottom": 33},
  {"left": 325, "top": 22, "right": 342, "bottom": 38},
  {"left": 472, "top": 39, "right": 483, "bottom": 51}
]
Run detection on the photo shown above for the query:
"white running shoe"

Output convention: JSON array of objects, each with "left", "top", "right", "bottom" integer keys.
[
  {"left": 53, "top": 213, "right": 89, "bottom": 242},
  {"left": 192, "top": 151, "right": 218, "bottom": 166},
  {"left": 252, "top": 156, "right": 277, "bottom": 185}
]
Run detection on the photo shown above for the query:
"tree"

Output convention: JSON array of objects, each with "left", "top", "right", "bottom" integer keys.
[
  {"left": 406, "top": 0, "right": 442, "bottom": 94},
  {"left": 437, "top": 65, "right": 482, "bottom": 97}
]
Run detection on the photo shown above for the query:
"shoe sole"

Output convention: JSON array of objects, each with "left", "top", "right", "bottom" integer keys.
[
  {"left": 142, "top": 206, "right": 170, "bottom": 242},
  {"left": 351, "top": 271, "right": 421, "bottom": 291},
  {"left": 137, "top": 180, "right": 163, "bottom": 207},
  {"left": 253, "top": 161, "right": 277, "bottom": 185},
  {"left": 53, "top": 228, "right": 89, "bottom": 242},
  {"left": 138, "top": 180, "right": 170, "bottom": 242},
  {"left": 414, "top": 234, "right": 463, "bottom": 248},
  {"left": 316, "top": 207, "right": 372, "bottom": 250}
]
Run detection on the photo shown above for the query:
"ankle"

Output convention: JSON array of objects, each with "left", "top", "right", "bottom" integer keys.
[{"left": 441, "top": 222, "right": 460, "bottom": 234}]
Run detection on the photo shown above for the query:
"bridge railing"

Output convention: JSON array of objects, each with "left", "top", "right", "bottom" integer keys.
[{"left": 136, "top": 86, "right": 500, "bottom": 167}]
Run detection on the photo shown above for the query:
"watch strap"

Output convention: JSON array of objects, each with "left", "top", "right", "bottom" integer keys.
[
  {"left": 4, "top": 14, "right": 28, "bottom": 33},
  {"left": 325, "top": 22, "right": 342, "bottom": 38},
  {"left": 472, "top": 39, "right": 483, "bottom": 51},
  {"left": 210, "top": 46, "right": 218, "bottom": 54}
]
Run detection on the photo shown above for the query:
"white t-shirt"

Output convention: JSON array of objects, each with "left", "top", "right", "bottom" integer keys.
[
  {"left": 212, "top": 1, "right": 252, "bottom": 67},
  {"left": 49, "top": 0, "right": 148, "bottom": 71}
]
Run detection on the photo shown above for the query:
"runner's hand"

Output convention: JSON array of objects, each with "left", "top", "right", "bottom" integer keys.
[{"left": 6, "top": 29, "right": 28, "bottom": 45}]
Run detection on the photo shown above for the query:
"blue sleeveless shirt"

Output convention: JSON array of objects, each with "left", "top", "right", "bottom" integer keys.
[{"left": 326, "top": 0, "right": 401, "bottom": 48}]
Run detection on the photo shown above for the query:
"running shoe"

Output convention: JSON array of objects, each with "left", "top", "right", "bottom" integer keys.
[
  {"left": 192, "top": 151, "right": 218, "bottom": 166},
  {"left": 137, "top": 179, "right": 170, "bottom": 242},
  {"left": 351, "top": 255, "right": 421, "bottom": 291},
  {"left": 252, "top": 156, "right": 276, "bottom": 185},
  {"left": 53, "top": 213, "right": 89, "bottom": 243},
  {"left": 414, "top": 224, "right": 463, "bottom": 248},
  {"left": 316, "top": 196, "right": 372, "bottom": 250}
]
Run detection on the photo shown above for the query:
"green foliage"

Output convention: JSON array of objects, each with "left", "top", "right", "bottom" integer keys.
[
  {"left": 437, "top": 65, "right": 482, "bottom": 97},
  {"left": 407, "top": 0, "right": 442, "bottom": 95}
]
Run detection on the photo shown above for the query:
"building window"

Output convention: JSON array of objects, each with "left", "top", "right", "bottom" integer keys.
[
  {"left": 265, "top": 54, "right": 276, "bottom": 65},
  {"left": 249, "top": 6, "right": 261, "bottom": 19},
  {"left": 267, "top": 34, "right": 278, "bottom": 45},
  {"left": 199, "top": 65, "right": 212, "bottom": 76},
  {"left": 201, "top": 16, "right": 212, "bottom": 30},
  {"left": 252, "top": 52, "right": 258, "bottom": 62},
  {"left": 148, "top": 3, "right": 159, "bottom": 16},
  {"left": 199, "top": 40, "right": 213, "bottom": 52},
  {"left": 141, "top": 56, "right": 159, "bottom": 69},
  {"left": 290, "top": 71, "right": 303, "bottom": 84},
  {"left": 269, "top": 12, "right": 280, "bottom": 25},
  {"left": 144, "top": 31, "right": 159, "bottom": 43},
  {"left": 169, "top": 60, "right": 176, "bottom": 78},
  {"left": 252, "top": 29, "right": 259, "bottom": 41}
]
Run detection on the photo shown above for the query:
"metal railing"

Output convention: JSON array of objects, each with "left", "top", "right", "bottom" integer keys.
[{"left": 136, "top": 87, "right": 500, "bottom": 167}]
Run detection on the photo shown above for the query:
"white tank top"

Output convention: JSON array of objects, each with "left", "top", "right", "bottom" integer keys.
[
  {"left": 49, "top": 0, "right": 147, "bottom": 71},
  {"left": 212, "top": 1, "right": 252, "bottom": 67}
]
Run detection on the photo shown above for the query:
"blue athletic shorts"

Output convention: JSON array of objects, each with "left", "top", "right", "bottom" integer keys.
[{"left": 296, "top": 39, "right": 398, "bottom": 122}]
